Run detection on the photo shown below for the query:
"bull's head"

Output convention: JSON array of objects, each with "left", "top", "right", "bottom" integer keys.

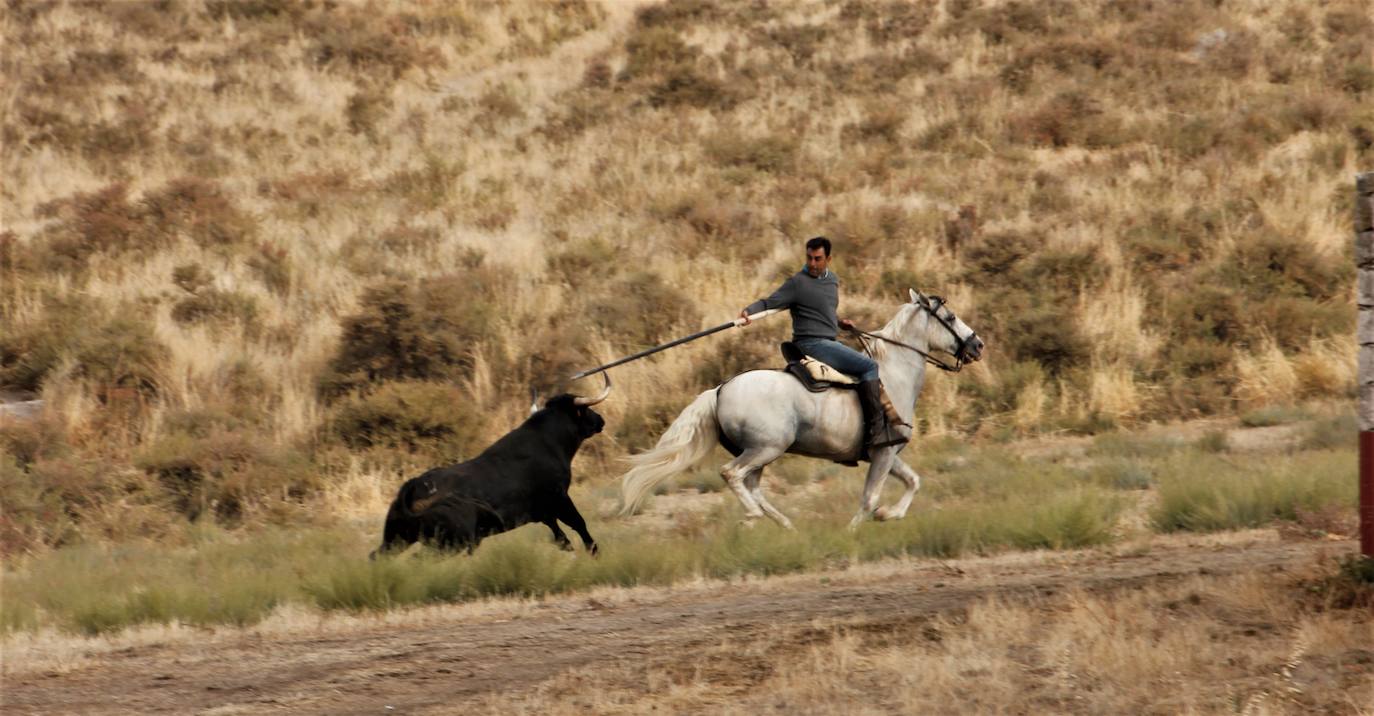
[{"left": 531, "top": 372, "right": 611, "bottom": 438}]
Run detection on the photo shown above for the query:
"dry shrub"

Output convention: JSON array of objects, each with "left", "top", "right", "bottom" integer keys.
[
  {"left": 764, "top": 24, "right": 829, "bottom": 65},
  {"left": 946, "top": 0, "right": 1056, "bottom": 45},
  {"left": 260, "top": 170, "right": 356, "bottom": 218},
  {"left": 585, "top": 271, "right": 700, "bottom": 349},
  {"left": 694, "top": 331, "right": 776, "bottom": 386},
  {"left": 305, "top": 5, "right": 446, "bottom": 79},
  {"left": 136, "top": 430, "right": 316, "bottom": 523},
  {"left": 143, "top": 178, "right": 256, "bottom": 250},
  {"left": 0, "top": 414, "right": 70, "bottom": 468},
  {"left": 647, "top": 66, "right": 741, "bottom": 110},
  {"left": 0, "top": 297, "right": 167, "bottom": 401},
  {"left": 329, "top": 380, "right": 481, "bottom": 461},
  {"left": 841, "top": 104, "right": 907, "bottom": 145},
  {"left": 703, "top": 131, "right": 798, "bottom": 173},
  {"left": 621, "top": 26, "right": 699, "bottom": 81},
  {"left": 345, "top": 86, "right": 393, "bottom": 136},
  {"left": 546, "top": 237, "right": 620, "bottom": 288},
  {"left": 1123, "top": 208, "right": 1216, "bottom": 272},
  {"left": 321, "top": 274, "right": 508, "bottom": 397},
  {"left": 171, "top": 289, "right": 260, "bottom": 333},
  {"left": 634, "top": 0, "right": 721, "bottom": 30},
  {"left": 1008, "top": 91, "right": 1129, "bottom": 148},
  {"left": 32, "top": 184, "right": 157, "bottom": 272},
  {"left": 377, "top": 156, "right": 463, "bottom": 212},
  {"left": 246, "top": 242, "right": 292, "bottom": 295}
]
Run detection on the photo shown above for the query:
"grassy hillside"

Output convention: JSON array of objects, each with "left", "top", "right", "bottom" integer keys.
[{"left": 2, "top": 0, "right": 1371, "bottom": 552}]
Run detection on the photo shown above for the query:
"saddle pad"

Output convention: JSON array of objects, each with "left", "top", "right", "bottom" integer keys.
[{"left": 801, "top": 357, "right": 857, "bottom": 385}]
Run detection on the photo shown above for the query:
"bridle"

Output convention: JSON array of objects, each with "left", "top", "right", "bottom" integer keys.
[{"left": 855, "top": 295, "right": 975, "bottom": 373}]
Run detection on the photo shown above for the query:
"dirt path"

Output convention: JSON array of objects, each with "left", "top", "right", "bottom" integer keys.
[{"left": 2, "top": 537, "right": 1356, "bottom": 715}]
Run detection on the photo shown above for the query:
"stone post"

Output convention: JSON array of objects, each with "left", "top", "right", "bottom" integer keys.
[{"left": 1358, "top": 171, "right": 1374, "bottom": 557}]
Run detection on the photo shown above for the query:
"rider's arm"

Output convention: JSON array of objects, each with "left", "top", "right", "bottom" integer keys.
[{"left": 742, "top": 276, "right": 796, "bottom": 316}]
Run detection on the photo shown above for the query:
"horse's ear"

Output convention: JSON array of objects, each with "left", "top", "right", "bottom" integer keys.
[{"left": 908, "top": 288, "right": 922, "bottom": 304}]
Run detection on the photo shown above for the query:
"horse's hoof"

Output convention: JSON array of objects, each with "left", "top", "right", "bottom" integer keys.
[{"left": 873, "top": 507, "right": 889, "bottom": 521}]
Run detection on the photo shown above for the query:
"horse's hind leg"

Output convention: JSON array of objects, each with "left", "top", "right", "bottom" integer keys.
[
  {"left": 744, "top": 468, "right": 794, "bottom": 530},
  {"left": 874, "top": 456, "right": 922, "bottom": 522},
  {"left": 721, "top": 447, "right": 784, "bottom": 523}
]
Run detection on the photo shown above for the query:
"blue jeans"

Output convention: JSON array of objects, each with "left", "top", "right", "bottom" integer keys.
[{"left": 793, "top": 337, "right": 879, "bottom": 382}]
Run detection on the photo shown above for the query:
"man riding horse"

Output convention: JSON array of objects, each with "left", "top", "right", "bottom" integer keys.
[{"left": 739, "top": 236, "right": 908, "bottom": 453}]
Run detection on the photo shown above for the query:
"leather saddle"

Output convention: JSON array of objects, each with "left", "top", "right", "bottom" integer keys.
[{"left": 780, "top": 342, "right": 860, "bottom": 393}]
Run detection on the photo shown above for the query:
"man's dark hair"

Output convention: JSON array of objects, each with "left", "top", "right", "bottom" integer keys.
[{"left": 805, "top": 236, "right": 831, "bottom": 256}]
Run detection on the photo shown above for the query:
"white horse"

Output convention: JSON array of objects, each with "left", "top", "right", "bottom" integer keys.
[{"left": 620, "top": 289, "right": 983, "bottom": 529}]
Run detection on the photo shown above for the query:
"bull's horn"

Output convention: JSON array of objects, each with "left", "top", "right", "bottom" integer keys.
[
  {"left": 529, "top": 386, "right": 540, "bottom": 414},
  {"left": 573, "top": 371, "right": 612, "bottom": 406}
]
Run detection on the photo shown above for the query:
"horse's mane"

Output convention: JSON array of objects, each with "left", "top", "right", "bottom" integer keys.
[{"left": 863, "top": 302, "right": 921, "bottom": 361}]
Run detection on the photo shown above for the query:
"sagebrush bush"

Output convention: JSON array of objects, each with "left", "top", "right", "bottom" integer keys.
[
  {"left": 321, "top": 274, "right": 508, "bottom": 396},
  {"left": 135, "top": 429, "right": 317, "bottom": 523},
  {"left": 329, "top": 380, "right": 481, "bottom": 461}
]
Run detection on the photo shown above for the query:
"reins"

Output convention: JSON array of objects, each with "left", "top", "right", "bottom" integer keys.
[
  {"left": 851, "top": 298, "right": 972, "bottom": 373},
  {"left": 854, "top": 329, "right": 964, "bottom": 372}
]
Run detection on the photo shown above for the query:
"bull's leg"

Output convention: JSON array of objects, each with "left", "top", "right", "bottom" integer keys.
[
  {"left": 544, "top": 519, "right": 574, "bottom": 551},
  {"left": 743, "top": 468, "right": 794, "bottom": 530},
  {"left": 555, "top": 494, "right": 597, "bottom": 555},
  {"left": 874, "top": 457, "right": 922, "bottom": 521},
  {"left": 849, "top": 447, "right": 898, "bottom": 529},
  {"left": 721, "top": 447, "right": 784, "bottom": 524}
]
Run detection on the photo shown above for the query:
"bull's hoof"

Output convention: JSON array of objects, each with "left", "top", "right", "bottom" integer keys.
[{"left": 588, "top": 543, "right": 599, "bottom": 556}]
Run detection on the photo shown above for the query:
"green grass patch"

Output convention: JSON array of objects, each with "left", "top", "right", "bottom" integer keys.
[
  {"left": 1239, "top": 405, "right": 1312, "bottom": 427},
  {"left": 1150, "top": 450, "right": 1356, "bottom": 533}
]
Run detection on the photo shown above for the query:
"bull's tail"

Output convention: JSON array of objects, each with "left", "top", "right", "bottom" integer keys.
[{"left": 619, "top": 388, "right": 720, "bottom": 516}]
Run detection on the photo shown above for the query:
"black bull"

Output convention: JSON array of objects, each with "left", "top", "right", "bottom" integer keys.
[{"left": 372, "top": 394, "right": 605, "bottom": 558}]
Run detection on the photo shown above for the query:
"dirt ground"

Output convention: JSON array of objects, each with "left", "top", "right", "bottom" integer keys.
[{"left": 1, "top": 535, "right": 1362, "bottom": 715}]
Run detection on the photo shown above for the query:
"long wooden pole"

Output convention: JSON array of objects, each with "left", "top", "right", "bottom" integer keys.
[
  {"left": 567, "top": 308, "right": 784, "bottom": 382},
  {"left": 1357, "top": 171, "right": 1373, "bottom": 557}
]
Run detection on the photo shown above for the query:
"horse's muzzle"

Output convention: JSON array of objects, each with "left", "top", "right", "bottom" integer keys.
[{"left": 961, "top": 336, "right": 985, "bottom": 363}]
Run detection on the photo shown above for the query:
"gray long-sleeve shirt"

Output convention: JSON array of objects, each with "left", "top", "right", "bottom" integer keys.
[{"left": 744, "top": 269, "right": 840, "bottom": 340}]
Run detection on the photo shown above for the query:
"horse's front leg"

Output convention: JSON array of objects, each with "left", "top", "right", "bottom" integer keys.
[
  {"left": 873, "top": 456, "right": 922, "bottom": 521},
  {"left": 849, "top": 449, "right": 897, "bottom": 529}
]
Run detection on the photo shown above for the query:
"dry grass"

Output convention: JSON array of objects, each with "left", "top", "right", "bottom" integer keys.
[
  {"left": 473, "top": 570, "right": 1374, "bottom": 715},
  {"left": 1, "top": 0, "right": 1371, "bottom": 548}
]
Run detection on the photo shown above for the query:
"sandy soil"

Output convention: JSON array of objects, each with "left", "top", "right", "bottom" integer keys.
[{"left": 1, "top": 535, "right": 1358, "bottom": 715}]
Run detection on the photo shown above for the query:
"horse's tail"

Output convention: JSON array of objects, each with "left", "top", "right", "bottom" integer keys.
[{"left": 619, "top": 388, "right": 720, "bottom": 516}]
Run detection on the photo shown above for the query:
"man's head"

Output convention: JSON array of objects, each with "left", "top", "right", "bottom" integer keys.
[{"left": 804, "top": 236, "right": 832, "bottom": 278}]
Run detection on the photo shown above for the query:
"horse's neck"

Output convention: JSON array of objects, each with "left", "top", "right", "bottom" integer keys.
[{"left": 873, "top": 310, "right": 929, "bottom": 423}]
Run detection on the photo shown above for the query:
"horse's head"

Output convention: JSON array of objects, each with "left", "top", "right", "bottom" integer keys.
[{"left": 908, "top": 289, "right": 984, "bottom": 366}]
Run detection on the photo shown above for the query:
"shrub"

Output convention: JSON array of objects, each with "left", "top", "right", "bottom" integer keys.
[
  {"left": 330, "top": 381, "right": 481, "bottom": 460},
  {"left": 704, "top": 132, "right": 799, "bottom": 173},
  {"left": 322, "top": 274, "right": 507, "bottom": 396},
  {"left": 646, "top": 66, "right": 741, "bottom": 110},
  {"left": 345, "top": 86, "right": 393, "bottom": 136},
  {"left": 546, "top": 237, "right": 620, "bottom": 288},
  {"left": 140, "top": 178, "right": 256, "bottom": 251},
  {"left": 136, "top": 430, "right": 317, "bottom": 523},
  {"left": 586, "top": 271, "right": 700, "bottom": 349},
  {"left": 246, "top": 242, "right": 292, "bottom": 295}
]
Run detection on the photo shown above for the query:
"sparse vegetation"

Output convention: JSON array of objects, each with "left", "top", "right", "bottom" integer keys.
[{"left": 0, "top": 2, "right": 1369, "bottom": 689}]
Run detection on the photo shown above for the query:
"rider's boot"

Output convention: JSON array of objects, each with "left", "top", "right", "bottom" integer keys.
[{"left": 858, "top": 380, "right": 908, "bottom": 455}]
